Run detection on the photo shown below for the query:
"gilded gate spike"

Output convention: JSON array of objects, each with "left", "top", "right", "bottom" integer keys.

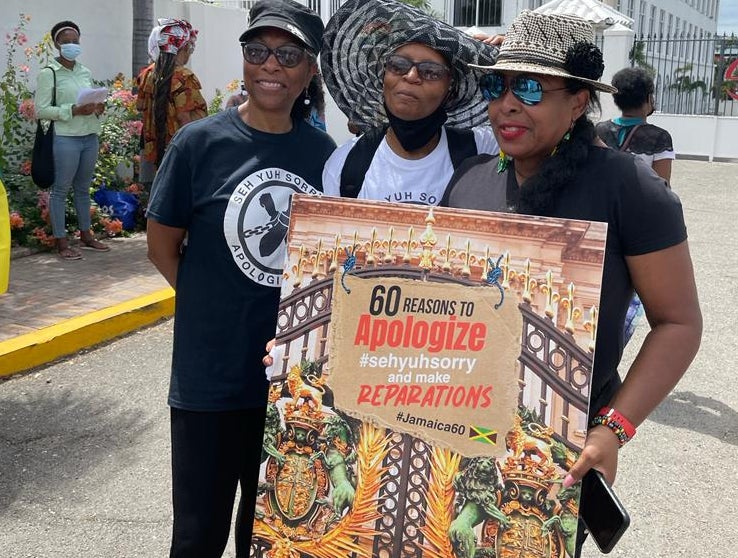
[
  {"left": 480, "top": 246, "right": 490, "bottom": 281},
  {"left": 540, "top": 270, "right": 561, "bottom": 319},
  {"left": 293, "top": 245, "right": 306, "bottom": 287},
  {"left": 383, "top": 226, "right": 395, "bottom": 264},
  {"left": 461, "top": 240, "right": 472, "bottom": 277},
  {"left": 521, "top": 259, "right": 533, "bottom": 302},
  {"left": 442, "top": 234, "right": 452, "bottom": 272},
  {"left": 403, "top": 227, "right": 414, "bottom": 263},
  {"left": 366, "top": 228, "right": 377, "bottom": 266},
  {"left": 419, "top": 210, "right": 437, "bottom": 270},
  {"left": 310, "top": 238, "right": 323, "bottom": 279},
  {"left": 561, "top": 282, "right": 582, "bottom": 334},
  {"left": 328, "top": 234, "right": 340, "bottom": 273},
  {"left": 583, "top": 305, "right": 599, "bottom": 352}
]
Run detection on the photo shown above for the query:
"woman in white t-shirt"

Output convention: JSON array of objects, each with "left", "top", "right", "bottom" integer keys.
[
  {"left": 596, "top": 67, "right": 675, "bottom": 183},
  {"left": 320, "top": 0, "right": 500, "bottom": 205}
]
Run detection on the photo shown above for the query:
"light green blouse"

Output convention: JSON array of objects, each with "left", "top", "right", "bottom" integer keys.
[{"left": 34, "top": 58, "right": 101, "bottom": 136}]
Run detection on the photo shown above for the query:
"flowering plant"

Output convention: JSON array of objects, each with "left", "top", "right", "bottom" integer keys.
[
  {"left": 94, "top": 73, "right": 144, "bottom": 189},
  {"left": 0, "top": 13, "right": 48, "bottom": 183}
]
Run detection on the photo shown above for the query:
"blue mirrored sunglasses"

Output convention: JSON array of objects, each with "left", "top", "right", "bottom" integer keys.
[{"left": 479, "top": 73, "right": 568, "bottom": 106}]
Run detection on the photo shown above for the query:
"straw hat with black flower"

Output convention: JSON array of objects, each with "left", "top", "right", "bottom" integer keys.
[{"left": 470, "top": 10, "right": 616, "bottom": 94}]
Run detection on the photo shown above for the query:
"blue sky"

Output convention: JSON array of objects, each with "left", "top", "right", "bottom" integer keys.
[{"left": 718, "top": 0, "right": 738, "bottom": 34}]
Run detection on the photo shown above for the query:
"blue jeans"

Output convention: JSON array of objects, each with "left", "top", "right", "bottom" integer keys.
[{"left": 50, "top": 133, "right": 99, "bottom": 238}]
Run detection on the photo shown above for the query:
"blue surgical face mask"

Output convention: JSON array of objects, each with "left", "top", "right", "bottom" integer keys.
[{"left": 60, "top": 43, "right": 82, "bottom": 61}]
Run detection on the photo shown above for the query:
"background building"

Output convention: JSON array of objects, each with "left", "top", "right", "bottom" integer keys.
[{"left": 1, "top": 0, "right": 735, "bottom": 157}]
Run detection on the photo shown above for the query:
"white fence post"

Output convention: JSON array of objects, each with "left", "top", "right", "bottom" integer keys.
[{"left": 600, "top": 24, "right": 634, "bottom": 121}]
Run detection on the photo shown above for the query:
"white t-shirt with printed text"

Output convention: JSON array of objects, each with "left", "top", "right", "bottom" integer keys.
[{"left": 322, "top": 126, "right": 499, "bottom": 206}]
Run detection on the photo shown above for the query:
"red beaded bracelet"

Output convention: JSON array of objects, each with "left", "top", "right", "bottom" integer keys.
[{"left": 590, "top": 406, "right": 637, "bottom": 447}]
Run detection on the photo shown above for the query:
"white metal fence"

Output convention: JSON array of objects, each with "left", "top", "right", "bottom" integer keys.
[{"left": 634, "top": 33, "right": 738, "bottom": 117}]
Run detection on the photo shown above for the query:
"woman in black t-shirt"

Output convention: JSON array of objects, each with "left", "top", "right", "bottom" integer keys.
[
  {"left": 146, "top": 1, "right": 336, "bottom": 556},
  {"left": 443, "top": 11, "right": 701, "bottom": 555}
]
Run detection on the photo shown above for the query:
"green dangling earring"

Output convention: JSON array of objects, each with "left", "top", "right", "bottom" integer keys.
[
  {"left": 550, "top": 129, "right": 572, "bottom": 157},
  {"left": 497, "top": 150, "right": 510, "bottom": 173}
]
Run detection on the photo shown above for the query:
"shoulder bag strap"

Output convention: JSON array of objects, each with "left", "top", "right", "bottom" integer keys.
[
  {"left": 619, "top": 124, "right": 642, "bottom": 152},
  {"left": 42, "top": 66, "right": 57, "bottom": 107},
  {"left": 444, "top": 127, "right": 478, "bottom": 169},
  {"left": 339, "top": 125, "right": 389, "bottom": 198}
]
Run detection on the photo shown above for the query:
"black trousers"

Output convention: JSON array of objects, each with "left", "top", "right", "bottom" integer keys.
[{"left": 169, "top": 407, "right": 266, "bottom": 558}]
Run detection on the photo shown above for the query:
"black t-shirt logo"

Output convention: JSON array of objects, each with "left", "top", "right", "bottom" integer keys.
[{"left": 224, "top": 167, "right": 320, "bottom": 287}]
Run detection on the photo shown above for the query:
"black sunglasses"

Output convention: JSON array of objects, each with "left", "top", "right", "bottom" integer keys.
[
  {"left": 241, "top": 42, "right": 307, "bottom": 68},
  {"left": 479, "top": 72, "right": 569, "bottom": 106},
  {"left": 384, "top": 54, "right": 451, "bottom": 82}
]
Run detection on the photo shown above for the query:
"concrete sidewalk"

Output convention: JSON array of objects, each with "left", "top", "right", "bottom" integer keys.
[{"left": 0, "top": 234, "right": 173, "bottom": 378}]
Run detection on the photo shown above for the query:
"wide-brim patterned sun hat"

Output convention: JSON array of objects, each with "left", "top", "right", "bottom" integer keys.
[
  {"left": 321, "top": 0, "right": 500, "bottom": 130},
  {"left": 470, "top": 10, "right": 616, "bottom": 94}
]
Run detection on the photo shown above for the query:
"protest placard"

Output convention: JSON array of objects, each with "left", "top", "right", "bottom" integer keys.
[{"left": 252, "top": 195, "right": 607, "bottom": 558}]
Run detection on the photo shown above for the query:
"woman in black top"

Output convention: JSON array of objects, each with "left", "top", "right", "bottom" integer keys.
[{"left": 443, "top": 11, "right": 701, "bottom": 545}]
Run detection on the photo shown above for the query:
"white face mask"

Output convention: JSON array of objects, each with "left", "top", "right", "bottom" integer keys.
[{"left": 60, "top": 43, "right": 82, "bottom": 61}]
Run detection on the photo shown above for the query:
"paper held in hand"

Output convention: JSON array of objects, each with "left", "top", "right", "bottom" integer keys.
[{"left": 76, "top": 87, "right": 109, "bottom": 105}]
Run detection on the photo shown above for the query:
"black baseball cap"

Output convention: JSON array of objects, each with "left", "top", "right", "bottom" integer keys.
[{"left": 238, "top": 0, "right": 324, "bottom": 54}]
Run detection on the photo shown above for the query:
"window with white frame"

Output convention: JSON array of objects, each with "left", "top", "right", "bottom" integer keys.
[
  {"left": 453, "top": 0, "right": 502, "bottom": 27},
  {"left": 627, "top": 0, "right": 635, "bottom": 18}
]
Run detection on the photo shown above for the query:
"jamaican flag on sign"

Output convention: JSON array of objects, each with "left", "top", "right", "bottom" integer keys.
[{"left": 469, "top": 425, "right": 497, "bottom": 445}]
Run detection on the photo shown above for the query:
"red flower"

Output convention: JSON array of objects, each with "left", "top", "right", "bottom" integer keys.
[
  {"left": 18, "top": 98, "right": 35, "bottom": 121},
  {"left": 9, "top": 211, "right": 25, "bottom": 229},
  {"left": 32, "top": 227, "right": 56, "bottom": 247},
  {"left": 100, "top": 217, "right": 123, "bottom": 236},
  {"left": 37, "top": 191, "right": 50, "bottom": 209}
]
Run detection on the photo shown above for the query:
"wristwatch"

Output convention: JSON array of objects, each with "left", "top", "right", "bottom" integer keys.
[{"left": 590, "top": 406, "right": 636, "bottom": 447}]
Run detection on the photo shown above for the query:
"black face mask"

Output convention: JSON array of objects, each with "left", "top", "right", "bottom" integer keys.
[
  {"left": 385, "top": 103, "right": 448, "bottom": 152},
  {"left": 647, "top": 95, "right": 655, "bottom": 116}
]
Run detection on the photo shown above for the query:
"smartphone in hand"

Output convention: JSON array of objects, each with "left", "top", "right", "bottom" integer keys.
[{"left": 579, "top": 469, "right": 631, "bottom": 553}]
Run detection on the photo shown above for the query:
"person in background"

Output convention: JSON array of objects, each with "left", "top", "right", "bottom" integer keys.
[
  {"left": 306, "top": 72, "right": 327, "bottom": 131},
  {"left": 135, "top": 24, "right": 162, "bottom": 189},
  {"left": 35, "top": 20, "right": 109, "bottom": 260},
  {"left": 596, "top": 66, "right": 676, "bottom": 344},
  {"left": 136, "top": 23, "right": 162, "bottom": 88},
  {"left": 136, "top": 18, "right": 207, "bottom": 170},
  {"left": 225, "top": 80, "right": 249, "bottom": 108},
  {"left": 320, "top": 0, "right": 500, "bottom": 205},
  {"left": 596, "top": 66, "right": 675, "bottom": 183},
  {"left": 145, "top": 1, "right": 335, "bottom": 556},
  {"left": 442, "top": 11, "right": 701, "bottom": 556}
]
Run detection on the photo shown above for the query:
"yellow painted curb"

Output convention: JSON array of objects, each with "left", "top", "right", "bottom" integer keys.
[{"left": 0, "top": 288, "right": 175, "bottom": 378}]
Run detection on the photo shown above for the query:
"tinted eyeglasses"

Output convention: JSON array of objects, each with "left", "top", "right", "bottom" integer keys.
[
  {"left": 479, "top": 72, "right": 569, "bottom": 106},
  {"left": 384, "top": 54, "right": 451, "bottom": 82},
  {"left": 241, "top": 42, "right": 307, "bottom": 68}
]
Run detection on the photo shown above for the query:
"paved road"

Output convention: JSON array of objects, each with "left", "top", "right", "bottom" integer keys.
[{"left": 1, "top": 160, "right": 736, "bottom": 557}]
